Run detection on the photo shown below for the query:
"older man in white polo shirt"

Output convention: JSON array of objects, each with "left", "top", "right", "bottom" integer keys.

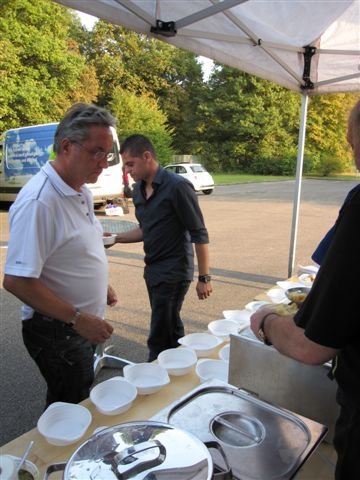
[{"left": 3, "top": 103, "right": 116, "bottom": 406}]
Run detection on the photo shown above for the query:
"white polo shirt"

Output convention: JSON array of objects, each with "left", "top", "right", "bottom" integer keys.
[{"left": 5, "top": 162, "right": 108, "bottom": 320}]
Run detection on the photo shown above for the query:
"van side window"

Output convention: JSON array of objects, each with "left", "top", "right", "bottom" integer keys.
[{"left": 177, "top": 166, "right": 187, "bottom": 174}]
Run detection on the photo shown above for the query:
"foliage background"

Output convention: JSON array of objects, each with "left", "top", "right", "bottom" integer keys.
[{"left": 0, "top": 0, "right": 358, "bottom": 171}]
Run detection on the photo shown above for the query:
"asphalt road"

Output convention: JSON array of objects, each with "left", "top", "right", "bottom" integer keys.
[{"left": 0, "top": 179, "right": 357, "bottom": 446}]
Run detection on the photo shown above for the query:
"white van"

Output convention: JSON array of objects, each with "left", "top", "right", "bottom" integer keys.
[{"left": 0, "top": 123, "right": 123, "bottom": 206}]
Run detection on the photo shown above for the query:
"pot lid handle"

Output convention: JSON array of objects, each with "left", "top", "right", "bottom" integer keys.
[{"left": 110, "top": 440, "right": 166, "bottom": 479}]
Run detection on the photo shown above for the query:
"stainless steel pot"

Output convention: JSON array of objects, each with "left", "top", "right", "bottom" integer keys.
[{"left": 44, "top": 421, "right": 230, "bottom": 480}]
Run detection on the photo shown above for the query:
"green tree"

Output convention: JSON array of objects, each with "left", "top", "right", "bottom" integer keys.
[
  {"left": 86, "top": 22, "right": 175, "bottom": 106},
  {"left": 304, "top": 93, "right": 358, "bottom": 175},
  {"left": 0, "top": 0, "right": 99, "bottom": 131},
  {"left": 109, "top": 88, "right": 174, "bottom": 164},
  {"left": 197, "top": 66, "right": 300, "bottom": 172}
]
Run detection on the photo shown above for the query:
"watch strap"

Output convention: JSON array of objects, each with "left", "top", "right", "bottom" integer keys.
[
  {"left": 198, "top": 274, "right": 211, "bottom": 283},
  {"left": 258, "top": 312, "right": 276, "bottom": 346},
  {"left": 68, "top": 308, "right": 81, "bottom": 328}
]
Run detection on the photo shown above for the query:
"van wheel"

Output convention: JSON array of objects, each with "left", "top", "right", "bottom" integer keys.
[{"left": 202, "top": 189, "right": 213, "bottom": 195}]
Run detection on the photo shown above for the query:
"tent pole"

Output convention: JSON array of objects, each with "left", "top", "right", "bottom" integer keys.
[{"left": 288, "top": 93, "right": 309, "bottom": 277}]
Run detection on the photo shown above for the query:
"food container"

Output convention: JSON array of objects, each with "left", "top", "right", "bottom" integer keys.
[
  {"left": 285, "top": 286, "right": 311, "bottom": 306},
  {"left": 102, "top": 234, "right": 117, "bottom": 246},
  {"left": 0, "top": 455, "right": 40, "bottom": 480},
  {"left": 178, "top": 333, "right": 222, "bottom": 357},
  {"left": 37, "top": 402, "right": 92, "bottom": 446},
  {"left": 123, "top": 363, "right": 170, "bottom": 395},
  {"left": 157, "top": 347, "right": 197, "bottom": 376},
  {"left": 196, "top": 359, "right": 229, "bottom": 383},
  {"left": 44, "top": 421, "right": 215, "bottom": 480},
  {"left": 90, "top": 376, "right": 137, "bottom": 415},
  {"left": 208, "top": 319, "right": 239, "bottom": 342},
  {"left": 218, "top": 343, "right": 230, "bottom": 362}
]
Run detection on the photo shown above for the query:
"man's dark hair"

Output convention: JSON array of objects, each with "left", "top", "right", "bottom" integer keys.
[
  {"left": 120, "top": 134, "right": 156, "bottom": 158},
  {"left": 53, "top": 103, "right": 116, "bottom": 153}
]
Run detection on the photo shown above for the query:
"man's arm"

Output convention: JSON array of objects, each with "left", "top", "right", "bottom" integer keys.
[
  {"left": 194, "top": 243, "right": 212, "bottom": 300},
  {"left": 115, "top": 227, "right": 143, "bottom": 244},
  {"left": 250, "top": 309, "right": 338, "bottom": 365},
  {"left": 3, "top": 275, "right": 113, "bottom": 343}
]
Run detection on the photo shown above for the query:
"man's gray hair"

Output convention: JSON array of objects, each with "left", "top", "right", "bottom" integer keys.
[{"left": 53, "top": 103, "right": 116, "bottom": 153}]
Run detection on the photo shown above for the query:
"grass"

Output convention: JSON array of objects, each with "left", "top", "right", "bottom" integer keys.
[
  {"left": 213, "top": 173, "right": 359, "bottom": 185},
  {"left": 213, "top": 173, "right": 293, "bottom": 184}
]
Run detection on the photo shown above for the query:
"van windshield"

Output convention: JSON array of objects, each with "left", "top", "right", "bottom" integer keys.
[{"left": 108, "top": 141, "right": 120, "bottom": 167}]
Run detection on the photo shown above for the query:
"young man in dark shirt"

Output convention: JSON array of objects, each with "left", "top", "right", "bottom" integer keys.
[
  {"left": 250, "top": 100, "right": 360, "bottom": 480},
  {"left": 114, "top": 134, "right": 212, "bottom": 361}
]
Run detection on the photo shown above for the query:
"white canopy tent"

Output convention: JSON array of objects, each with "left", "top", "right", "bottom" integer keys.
[{"left": 55, "top": 0, "right": 360, "bottom": 274}]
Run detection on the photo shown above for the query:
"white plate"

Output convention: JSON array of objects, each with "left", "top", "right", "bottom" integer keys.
[
  {"left": 218, "top": 344, "right": 230, "bottom": 362},
  {"left": 208, "top": 319, "right": 239, "bottom": 341},
  {"left": 178, "top": 333, "right": 222, "bottom": 357},
  {"left": 276, "top": 280, "right": 305, "bottom": 291},
  {"left": 90, "top": 377, "right": 137, "bottom": 415},
  {"left": 102, "top": 234, "right": 117, "bottom": 246},
  {"left": 244, "top": 300, "right": 271, "bottom": 313},
  {"left": 37, "top": 402, "right": 92, "bottom": 446},
  {"left": 196, "top": 359, "right": 229, "bottom": 383},
  {"left": 297, "top": 264, "right": 319, "bottom": 275},
  {"left": 157, "top": 347, "right": 197, "bottom": 376},
  {"left": 123, "top": 363, "right": 170, "bottom": 395}
]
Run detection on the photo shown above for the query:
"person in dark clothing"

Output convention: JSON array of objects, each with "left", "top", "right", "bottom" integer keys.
[
  {"left": 312, "top": 184, "right": 360, "bottom": 265},
  {"left": 250, "top": 99, "right": 360, "bottom": 480},
  {"left": 113, "top": 134, "right": 212, "bottom": 361}
]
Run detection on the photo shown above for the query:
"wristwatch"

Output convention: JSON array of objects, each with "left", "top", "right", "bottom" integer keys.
[
  {"left": 198, "top": 274, "right": 211, "bottom": 283},
  {"left": 68, "top": 308, "right": 81, "bottom": 328},
  {"left": 258, "top": 312, "right": 275, "bottom": 346}
]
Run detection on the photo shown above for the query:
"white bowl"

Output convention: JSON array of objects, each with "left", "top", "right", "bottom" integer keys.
[
  {"left": 123, "top": 363, "right": 170, "bottom": 395},
  {"left": 177, "top": 333, "right": 222, "bottom": 358},
  {"left": 37, "top": 402, "right": 92, "bottom": 446},
  {"left": 222, "top": 309, "right": 251, "bottom": 331},
  {"left": 244, "top": 300, "right": 271, "bottom": 313},
  {"left": 157, "top": 347, "right": 197, "bottom": 376},
  {"left": 208, "top": 319, "right": 239, "bottom": 341},
  {"left": 218, "top": 344, "right": 230, "bottom": 362},
  {"left": 90, "top": 376, "right": 137, "bottom": 415},
  {"left": 102, "top": 234, "right": 117, "bottom": 246},
  {"left": 196, "top": 359, "right": 229, "bottom": 383},
  {"left": 0, "top": 455, "right": 40, "bottom": 480}
]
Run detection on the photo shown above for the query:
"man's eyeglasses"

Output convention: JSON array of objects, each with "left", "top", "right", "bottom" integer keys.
[{"left": 72, "top": 141, "right": 115, "bottom": 162}]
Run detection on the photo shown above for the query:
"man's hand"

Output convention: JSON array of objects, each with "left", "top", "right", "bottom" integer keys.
[
  {"left": 196, "top": 281, "right": 212, "bottom": 300},
  {"left": 73, "top": 313, "right": 114, "bottom": 344},
  {"left": 107, "top": 284, "right": 118, "bottom": 306}
]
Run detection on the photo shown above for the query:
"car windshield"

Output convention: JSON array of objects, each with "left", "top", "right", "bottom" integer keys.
[{"left": 190, "top": 165, "right": 206, "bottom": 173}]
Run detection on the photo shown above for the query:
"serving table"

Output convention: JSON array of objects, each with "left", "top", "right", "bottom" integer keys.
[
  {"left": 1, "top": 347, "right": 221, "bottom": 479},
  {"left": 2, "top": 272, "right": 336, "bottom": 479}
]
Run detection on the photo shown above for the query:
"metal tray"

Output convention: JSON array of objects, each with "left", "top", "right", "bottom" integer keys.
[{"left": 152, "top": 380, "right": 327, "bottom": 479}]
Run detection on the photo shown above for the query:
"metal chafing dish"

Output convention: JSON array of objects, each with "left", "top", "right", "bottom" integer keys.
[
  {"left": 152, "top": 379, "right": 327, "bottom": 479},
  {"left": 228, "top": 329, "right": 339, "bottom": 442}
]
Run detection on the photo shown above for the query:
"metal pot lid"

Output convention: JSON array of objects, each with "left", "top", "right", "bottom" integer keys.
[{"left": 64, "top": 421, "right": 213, "bottom": 479}]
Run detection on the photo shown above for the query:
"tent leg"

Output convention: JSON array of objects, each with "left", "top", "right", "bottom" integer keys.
[{"left": 288, "top": 94, "right": 309, "bottom": 277}]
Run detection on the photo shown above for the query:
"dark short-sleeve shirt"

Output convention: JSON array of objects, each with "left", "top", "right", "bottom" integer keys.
[
  {"left": 132, "top": 167, "right": 209, "bottom": 286},
  {"left": 294, "top": 186, "right": 360, "bottom": 401}
]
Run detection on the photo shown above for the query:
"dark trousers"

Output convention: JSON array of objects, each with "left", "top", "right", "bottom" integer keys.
[
  {"left": 333, "top": 388, "right": 360, "bottom": 480},
  {"left": 22, "top": 313, "right": 95, "bottom": 407},
  {"left": 146, "top": 280, "right": 191, "bottom": 362}
]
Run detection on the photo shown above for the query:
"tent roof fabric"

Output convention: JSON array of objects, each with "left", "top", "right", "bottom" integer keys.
[{"left": 55, "top": 0, "right": 360, "bottom": 94}]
